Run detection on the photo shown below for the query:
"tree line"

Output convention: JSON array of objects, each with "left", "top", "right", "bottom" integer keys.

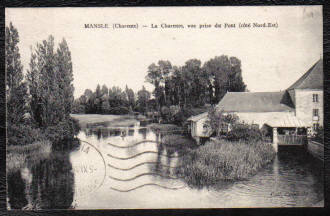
[
  {"left": 6, "top": 22, "right": 78, "bottom": 146},
  {"left": 72, "top": 85, "right": 152, "bottom": 115},
  {"left": 74, "top": 56, "right": 247, "bottom": 117},
  {"left": 146, "top": 57, "right": 246, "bottom": 110}
]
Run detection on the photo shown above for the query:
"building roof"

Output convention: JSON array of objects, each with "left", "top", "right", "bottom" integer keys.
[
  {"left": 287, "top": 59, "right": 323, "bottom": 90},
  {"left": 264, "top": 113, "right": 309, "bottom": 128},
  {"left": 187, "top": 112, "right": 208, "bottom": 122},
  {"left": 216, "top": 92, "right": 294, "bottom": 112}
]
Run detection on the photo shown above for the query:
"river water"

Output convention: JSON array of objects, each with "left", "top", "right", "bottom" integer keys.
[{"left": 7, "top": 125, "right": 324, "bottom": 209}]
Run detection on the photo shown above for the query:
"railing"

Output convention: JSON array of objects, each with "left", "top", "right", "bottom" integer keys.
[{"left": 277, "top": 135, "right": 307, "bottom": 146}]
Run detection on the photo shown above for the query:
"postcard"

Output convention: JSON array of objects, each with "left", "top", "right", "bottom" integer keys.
[{"left": 5, "top": 6, "right": 323, "bottom": 209}]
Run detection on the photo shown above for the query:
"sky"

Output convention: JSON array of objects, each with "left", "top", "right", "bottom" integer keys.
[{"left": 6, "top": 6, "right": 322, "bottom": 98}]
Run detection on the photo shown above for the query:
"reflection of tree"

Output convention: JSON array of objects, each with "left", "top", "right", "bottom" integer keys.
[
  {"left": 29, "top": 152, "right": 74, "bottom": 209},
  {"left": 87, "top": 126, "right": 140, "bottom": 140},
  {"left": 7, "top": 171, "right": 28, "bottom": 209},
  {"left": 138, "top": 128, "right": 148, "bottom": 140},
  {"left": 7, "top": 152, "right": 75, "bottom": 209}
]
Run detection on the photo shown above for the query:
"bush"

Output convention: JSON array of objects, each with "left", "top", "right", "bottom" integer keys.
[
  {"left": 108, "top": 106, "right": 129, "bottom": 115},
  {"left": 42, "top": 117, "right": 80, "bottom": 144},
  {"left": 175, "top": 140, "right": 275, "bottom": 187},
  {"left": 7, "top": 123, "right": 46, "bottom": 146},
  {"left": 226, "top": 123, "right": 263, "bottom": 142}
]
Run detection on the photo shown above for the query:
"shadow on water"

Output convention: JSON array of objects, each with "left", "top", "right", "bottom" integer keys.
[
  {"left": 7, "top": 139, "right": 80, "bottom": 210},
  {"left": 83, "top": 126, "right": 138, "bottom": 140}
]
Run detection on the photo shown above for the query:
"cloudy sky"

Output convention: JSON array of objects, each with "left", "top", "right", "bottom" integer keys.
[{"left": 6, "top": 6, "right": 322, "bottom": 98}]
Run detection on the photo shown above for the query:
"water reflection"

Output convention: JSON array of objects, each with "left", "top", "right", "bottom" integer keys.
[
  {"left": 83, "top": 126, "right": 140, "bottom": 140},
  {"left": 7, "top": 151, "right": 74, "bottom": 209},
  {"left": 7, "top": 123, "right": 324, "bottom": 209}
]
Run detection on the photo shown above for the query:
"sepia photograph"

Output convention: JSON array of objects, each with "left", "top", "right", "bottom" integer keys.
[{"left": 5, "top": 6, "right": 324, "bottom": 209}]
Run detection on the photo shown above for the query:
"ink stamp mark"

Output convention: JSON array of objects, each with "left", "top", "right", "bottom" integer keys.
[{"left": 72, "top": 140, "right": 107, "bottom": 198}]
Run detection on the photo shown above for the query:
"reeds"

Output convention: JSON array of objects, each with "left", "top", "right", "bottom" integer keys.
[
  {"left": 176, "top": 139, "right": 276, "bottom": 187},
  {"left": 7, "top": 140, "right": 52, "bottom": 174}
]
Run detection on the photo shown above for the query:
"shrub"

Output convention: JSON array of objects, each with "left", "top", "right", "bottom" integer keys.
[
  {"left": 226, "top": 123, "right": 263, "bottom": 142},
  {"left": 42, "top": 117, "right": 80, "bottom": 144},
  {"left": 7, "top": 123, "right": 46, "bottom": 146},
  {"left": 175, "top": 140, "right": 275, "bottom": 187},
  {"left": 108, "top": 106, "right": 129, "bottom": 115}
]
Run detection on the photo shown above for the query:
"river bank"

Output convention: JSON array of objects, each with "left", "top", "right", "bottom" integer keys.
[{"left": 7, "top": 141, "right": 52, "bottom": 174}]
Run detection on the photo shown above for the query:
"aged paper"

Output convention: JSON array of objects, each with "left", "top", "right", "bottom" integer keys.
[{"left": 6, "top": 6, "right": 323, "bottom": 209}]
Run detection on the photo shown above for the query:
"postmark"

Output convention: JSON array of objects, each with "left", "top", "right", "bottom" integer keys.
[{"left": 71, "top": 140, "right": 107, "bottom": 199}]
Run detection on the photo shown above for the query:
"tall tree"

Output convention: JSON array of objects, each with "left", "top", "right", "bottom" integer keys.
[
  {"left": 56, "top": 39, "right": 74, "bottom": 119},
  {"left": 145, "top": 60, "right": 172, "bottom": 110},
  {"left": 5, "top": 22, "right": 27, "bottom": 124},
  {"left": 125, "top": 85, "right": 135, "bottom": 109},
  {"left": 27, "top": 35, "right": 75, "bottom": 127},
  {"left": 203, "top": 55, "right": 246, "bottom": 103}
]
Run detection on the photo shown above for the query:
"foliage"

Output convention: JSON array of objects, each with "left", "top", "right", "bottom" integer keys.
[
  {"left": 145, "top": 55, "right": 247, "bottom": 110},
  {"left": 137, "top": 85, "right": 150, "bottom": 114},
  {"left": 6, "top": 23, "right": 77, "bottom": 153},
  {"left": 226, "top": 123, "right": 263, "bottom": 142},
  {"left": 26, "top": 36, "right": 74, "bottom": 127},
  {"left": 5, "top": 22, "right": 28, "bottom": 124},
  {"left": 7, "top": 140, "right": 52, "bottom": 174},
  {"left": 203, "top": 55, "right": 246, "bottom": 103},
  {"left": 206, "top": 106, "right": 238, "bottom": 137},
  {"left": 7, "top": 124, "right": 46, "bottom": 146},
  {"left": 175, "top": 140, "right": 276, "bottom": 187},
  {"left": 73, "top": 84, "right": 145, "bottom": 115}
]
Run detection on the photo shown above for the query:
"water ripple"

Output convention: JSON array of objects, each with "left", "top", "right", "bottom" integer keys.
[
  {"left": 107, "top": 140, "right": 159, "bottom": 148},
  {"left": 110, "top": 183, "right": 186, "bottom": 192},
  {"left": 107, "top": 151, "right": 181, "bottom": 160},
  {"left": 108, "top": 172, "right": 181, "bottom": 181},
  {"left": 108, "top": 162, "right": 181, "bottom": 171}
]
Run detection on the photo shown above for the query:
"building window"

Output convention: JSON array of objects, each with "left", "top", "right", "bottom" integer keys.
[
  {"left": 313, "top": 123, "right": 319, "bottom": 131},
  {"left": 313, "top": 109, "right": 319, "bottom": 117},
  {"left": 313, "top": 94, "right": 319, "bottom": 102}
]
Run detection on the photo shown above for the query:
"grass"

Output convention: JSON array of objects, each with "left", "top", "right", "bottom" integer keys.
[
  {"left": 7, "top": 140, "right": 52, "bottom": 174},
  {"left": 175, "top": 139, "right": 276, "bottom": 188},
  {"left": 71, "top": 114, "right": 139, "bottom": 128}
]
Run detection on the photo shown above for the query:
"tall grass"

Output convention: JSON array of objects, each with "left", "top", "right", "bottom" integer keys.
[
  {"left": 7, "top": 140, "right": 52, "bottom": 174},
  {"left": 175, "top": 139, "right": 276, "bottom": 187}
]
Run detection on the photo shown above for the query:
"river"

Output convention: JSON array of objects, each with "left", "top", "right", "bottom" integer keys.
[{"left": 7, "top": 124, "right": 324, "bottom": 209}]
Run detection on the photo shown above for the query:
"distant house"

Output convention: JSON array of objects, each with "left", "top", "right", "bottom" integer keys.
[
  {"left": 187, "top": 59, "right": 323, "bottom": 144},
  {"left": 187, "top": 112, "right": 212, "bottom": 144}
]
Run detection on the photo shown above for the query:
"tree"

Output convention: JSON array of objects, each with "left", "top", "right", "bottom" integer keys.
[
  {"left": 206, "top": 106, "right": 238, "bottom": 137},
  {"left": 5, "top": 22, "right": 28, "bottom": 124},
  {"left": 137, "top": 86, "right": 150, "bottom": 114},
  {"left": 203, "top": 55, "right": 246, "bottom": 103},
  {"left": 26, "top": 35, "right": 75, "bottom": 127},
  {"left": 56, "top": 38, "right": 74, "bottom": 119},
  {"left": 95, "top": 84, "right": 102, "bottom": 113},
  {"left": 125, "top": 85, "right": 135, "bottom": 109},
  {"left": 181, "top": 59, "right": 207, "bottom": 106},
  {"left": 145, "top": 60, "right": 172, "bottom": 110}
]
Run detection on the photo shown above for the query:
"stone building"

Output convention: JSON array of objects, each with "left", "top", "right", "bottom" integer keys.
[{"left": 187, "top": 59, "right": 323, "bottom": 142}]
